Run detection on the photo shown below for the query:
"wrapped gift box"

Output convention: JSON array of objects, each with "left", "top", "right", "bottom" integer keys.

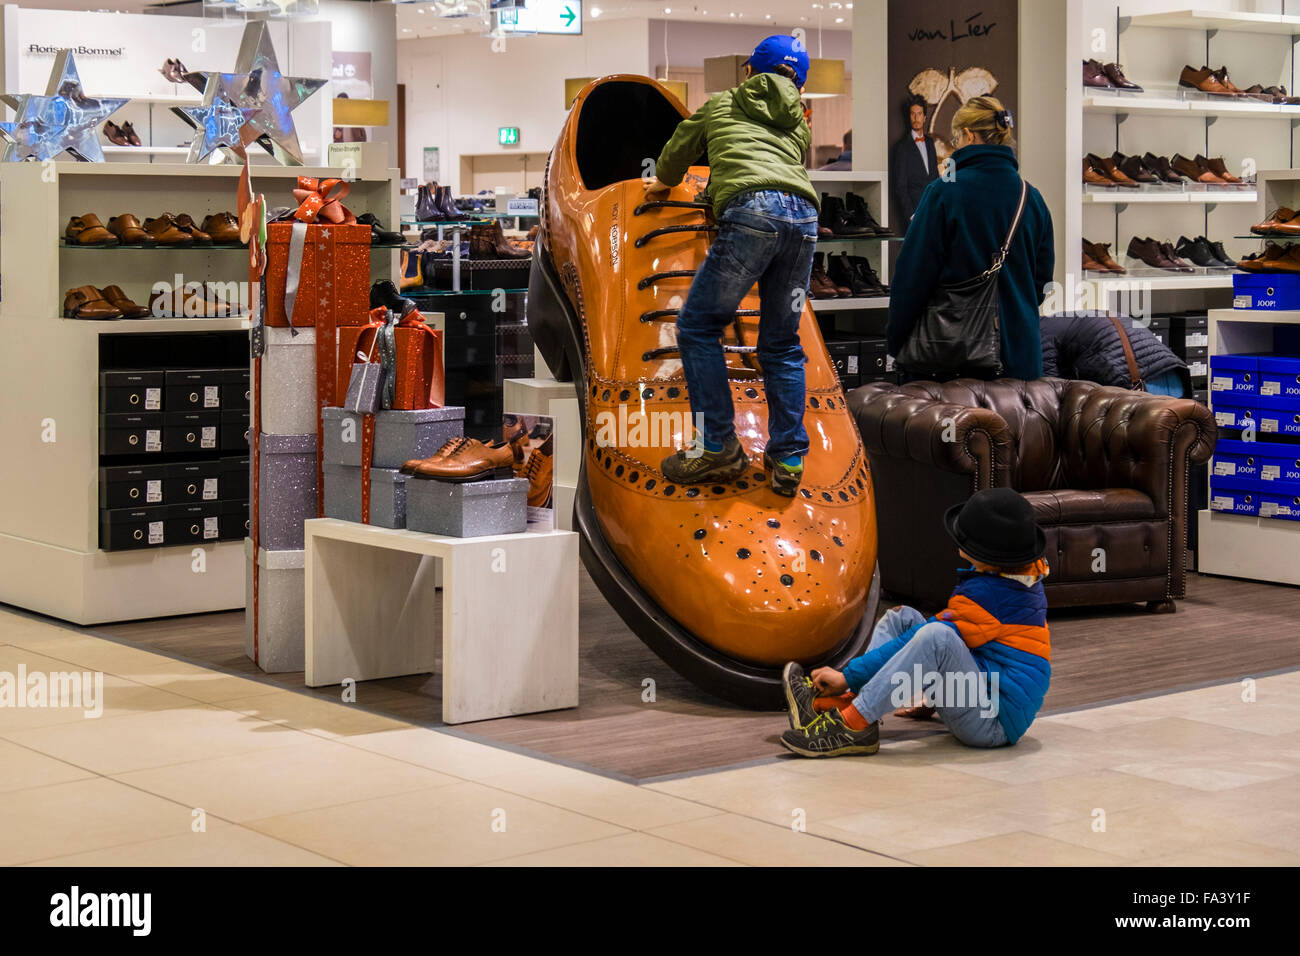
[
  {"left": 245, "top": 538, "right": 305, "bottom": 673},
  {"left": 374, "top": 406, "right": 463, "bottom": 468},
  {"left": 256, "top": 432, "right": 318, "bottom": 550},
  {"left": 323, "top": 463, "right": 408, "bottom": 529},
  {"left": 258, "top": 326, "right": 317, "bottom": 435},
  {"left": 261, "top": 222, "right": 370, "bottom": 328},
  {"left": 406, "top": 476, "right": 527, "bottom": 537}
]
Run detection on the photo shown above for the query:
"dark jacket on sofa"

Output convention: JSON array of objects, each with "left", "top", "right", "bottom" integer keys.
[
  {"left": 1039, "top": 312, "right": 1190, "bottom": 393},
  {"left": 887, "top": 144, "right": 1056, "bottom": 380}
]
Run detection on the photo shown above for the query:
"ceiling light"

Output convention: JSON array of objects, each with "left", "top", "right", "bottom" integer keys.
[
  {"left": 591, "top": 5, "right": 602, "bottom": 15},
  {"left": 664, "top": 6, "right": 671, "bottom": 12},
  {"left": 835, "top": 16, "right": 843, "bottom": 22}
]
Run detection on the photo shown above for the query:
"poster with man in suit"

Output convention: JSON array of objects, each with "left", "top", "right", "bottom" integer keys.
[{"left": 891, "top": 96, "right": 939, "bottom": 227}]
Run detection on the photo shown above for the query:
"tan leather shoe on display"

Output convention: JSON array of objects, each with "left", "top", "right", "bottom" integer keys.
[
  {"left": 402, "top": 438, "right": 520, "bottom": 482},
  {"left": 148, "top": 283, "right": 236, "bottom": 317},
  {"left": 201, "top": 211, "right": 243, "bottom": 245},
  {"left": 1200, "top": 155, "right": 1243, "bottom": 184},
  {"left": 174, "top": 213, "right": 214, "bottom": 246},
  {"left": 65, "top": 214, "right": 118, "bottom": 246},
  {"left": 1084, "top": 240, "right": 1126, "bottom": 274},
  {"left": 1252, "top": 207, "right": 1300, "bottom": 236},
  {"left": 100, "top": 285, "right": 151, "bottom": 319},
  {"left": 523, "top": 434, "right": 555, "bottom": 508},
  {"left": 108, "top": 214, "right": 157, "bottom": 246},
  {"left": 1179, "top": 64, "right": 1236, "bottom": 96},
  {"left": 1083, "top": 155, "right": 1114, "bottom": 187},
  {"left": 1171, "top": 153, "right": 1224, "bottom": 184},
  {"left": 144, "top": 214, "right": 195, "bottom": 246},
  {"left": 527, "top": 74, "right": 879, "bottom": 706},
  {"left": 64, "top": 286, "right": 123, "bottom": 319}
]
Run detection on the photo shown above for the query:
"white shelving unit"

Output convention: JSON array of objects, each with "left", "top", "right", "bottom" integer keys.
[
  {"left": 1198, "top": 306, "right": 1300, "bottom": 586},
  {"left": 0, "top": 149, "right": 399, "bottom": 625},
  {"left": 807, "top": 169, "right": 892, "bottom": 316},
  {"left": 1083, "top": 189, "right": 1257, "bottom": 203},
  {"left": 1127, "top": 8, "right": 1300, "bottom": 34}
]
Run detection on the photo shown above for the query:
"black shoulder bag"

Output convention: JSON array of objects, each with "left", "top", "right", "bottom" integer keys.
[{"left": 897, "top": 180, "right": 1029, "bottom": 379}]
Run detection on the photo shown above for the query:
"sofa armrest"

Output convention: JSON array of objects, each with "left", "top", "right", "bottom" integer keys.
[
  {"left": 1059, "top": 384, "right": 1217, "bottom": 515},
  {"left": 847, "top": 383, "right": 1014, "bottom": 487}
]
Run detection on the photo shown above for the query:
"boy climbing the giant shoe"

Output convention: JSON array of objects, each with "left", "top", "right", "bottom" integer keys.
[{"left": 527, "top": 49, "right": 880, "bottom": 706}]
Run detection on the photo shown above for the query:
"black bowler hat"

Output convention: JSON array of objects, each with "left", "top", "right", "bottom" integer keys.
[{"left": 944, "top": 488, "right": 1046, "bottom": 568}]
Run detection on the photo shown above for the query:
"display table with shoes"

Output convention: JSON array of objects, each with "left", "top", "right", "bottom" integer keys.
[{"left": 303, "top": 518, "right": 579, "bottom": 724}]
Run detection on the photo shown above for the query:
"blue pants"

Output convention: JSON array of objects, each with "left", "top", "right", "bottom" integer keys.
[
  {"left": 852, "top": 607, "right": 1009, "bottom": 748},
  {"left": 675, "top": 189, "right": 818, "bottom": 462}
]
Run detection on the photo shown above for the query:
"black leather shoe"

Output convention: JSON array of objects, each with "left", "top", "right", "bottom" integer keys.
[
  {"left": 416, "top": 183, "right": 442, "bottom": 222},
  {"left": 369, "top": 280, "right": 417, "bottom": 317},
  {"left": 848, "top": 255, "right": 889, "bottom": 295},
  {"left": 1209, "top": 239, "right": 1237, "bottom": 268},
  {"left": 820, "top": 194, "right": 873, "bottom": 237},
  {"left": 1175, "top": 235, "right": 1229, "bottom": 269},
  {"left": 357, "top": 212, "right": 404, "bottom": 245},
  {"left": 846, "top": 192, "right": 891, "bottom": 236}
]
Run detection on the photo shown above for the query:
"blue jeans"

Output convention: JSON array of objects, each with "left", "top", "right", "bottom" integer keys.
[
  {"left": 675, "top": 189, "right": 818, "bottom": 461},
  {"left": 852, "top": 607, "right": 1009, "bottom": 748}
]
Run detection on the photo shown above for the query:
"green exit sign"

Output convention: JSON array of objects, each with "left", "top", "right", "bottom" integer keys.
[{"left": 499, "top": 127, "right": 520, "bottom": 146}]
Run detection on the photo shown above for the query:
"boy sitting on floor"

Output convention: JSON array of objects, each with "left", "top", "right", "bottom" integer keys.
[{"left": 780, "top": 488, "right": 1052, "bottom": 757}]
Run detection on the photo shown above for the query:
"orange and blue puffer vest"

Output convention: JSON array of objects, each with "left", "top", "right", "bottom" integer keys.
[{"left": 937, "top": 562, "right": 1051, "bottom": 742}]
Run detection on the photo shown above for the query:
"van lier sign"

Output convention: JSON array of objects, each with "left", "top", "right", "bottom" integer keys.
[{"left": 26, "top": 44, "right": 124, "bottom": 57}]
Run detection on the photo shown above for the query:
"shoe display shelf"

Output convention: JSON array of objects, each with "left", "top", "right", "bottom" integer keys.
[
  {"left": 398, "top": 214, "right": 524, "bottom": 292},
  {"left": 1197, "top": 305, "right": 1300, "bottom": 586},
  {"left": 1074, "top": 5, "right": 1299, "bottom": 311},
  {"left": 807, "top": 170, "right": 892, "bottom": 314},
  {"left": 0, "top": 154, "right": 398, "bottom": 625}
]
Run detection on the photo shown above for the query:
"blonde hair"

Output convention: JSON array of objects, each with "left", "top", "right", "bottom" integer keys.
[{"left": 951, "top": 95, "right": 1016, "bottom": 148}]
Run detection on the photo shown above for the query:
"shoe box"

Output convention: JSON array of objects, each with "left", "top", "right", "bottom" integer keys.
[
  {"left": 99, "top": 365, "right": 250, "bottom": 551},
  {"left": 823, "top": 335, "right": 897, "bottom": 390},
  {"left": 1232, "top": 273, "right": 1300, "bottom": 311}
]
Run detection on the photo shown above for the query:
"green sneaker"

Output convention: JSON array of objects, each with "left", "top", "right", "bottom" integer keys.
[
  {"left": 764, "top": 452, "right": 803, "bottom": 497},
  {"left": 661, "top": 435, "right": 748, "bottom": 485},
  {"left": 779, "top": 708, "right": 879, "bottom": 758},
  {"left": 782, "top": 661, "right": 818, "bottom": 730}
]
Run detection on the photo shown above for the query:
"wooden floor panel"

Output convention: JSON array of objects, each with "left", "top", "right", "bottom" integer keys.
[{"left": 77, "top": 569, "right": 1300, "bottom": 781}]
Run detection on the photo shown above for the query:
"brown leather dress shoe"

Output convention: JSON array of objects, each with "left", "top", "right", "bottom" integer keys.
[
  {"left": 1159, "top": 241, "right": 1196, "bottom": 272},
  {"left": 1084, "top": 240, "right": 1126, "bottom": 274},
  {"left": 1114, "top": 151, "right": 1159, "bottom": 184},
  {"left": 64, "top": 286, "right": 123, "bottom": 319},
  {"left": 1203, "top": 156, "right": 1243, "bottom": 184},
  {"left": 1179, "top": 64, "right": 1235, "bottom": 96},
  {"left": 1210, "top": 67, "right": 1246, "bottom": 97},
  {"left": 174, "top": 213, "right": 213, "bottom": 246},
  {"left": 1143, "top": 153, "right": 1185, "bottom": 184},
  {"left": 1252, "top": 207, "right": 1300, "bottom": 236},
  {"left": 403, "top": 438, "right": 520, "bottom": 482},
  {"left": 1083, "top": 59, "right": 1112, "bottom": 88},
  {"left": 144, "top": 214, "right": 195, "bottom": 246},
  {"left": 1082, "top": 246, "right": 1104, "bottom": 273},
  {"left": 1237, "top": 243, "right": 1290, "bottom": 273},
  {"left": 531, "top": 74, "right": 878, "bottom": 703},
  {"left": 65, "top": 214, "right": 118, "bottom": 246},
  {"left": 1171, "top": 153, "right": 1223, "bottom": 184},
  {"left": 1127, "top": 236, "right": 1192, "bottom": 272},
  {"left": 120, "top": 121, "right": 142, "bottom": 147},
  {"left": 1083, "top": 156, "right": 1113, "bottom": 186},
  {"left": 1102, "top": 62, "right": 1143, "bottom": 92},
  {"left": 108, "top": 214, "right": 157, "bottom": 246},
  {"left": 1093, "top": 154, "right": 1139, "bottom": 187},
  {"left": 103, "top": 121, "right": 130, "bottom": 146},
  {"left": 201, "top": 212, "right": 243, "bottom": 245},
  {"left": 148, "top": 283, "right": 235, "bottom": 317},
  {"left": 100, "top": 285, "right": 151, "bottom": 319}
]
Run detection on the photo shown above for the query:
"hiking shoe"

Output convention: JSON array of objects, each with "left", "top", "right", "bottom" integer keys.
[
  {"left": 764, "top": 452, "right": 804, "bottom": 497},
  {"left": 660, "top": 435, "right": 748, "bottom": 485},
  {"left": 782, "top": 661, "right": 818, "bottom": 730},
  {"left": 779, "top": 708, "right": 880, "bottom": 757}
]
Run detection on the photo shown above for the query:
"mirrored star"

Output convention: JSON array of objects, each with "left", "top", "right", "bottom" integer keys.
[
  {"left": 173, "top": 76, "right": 259, "bottom": 164},
  {"left": 1, "top": 51, "right": 129, "bottom": 162},
  {"left": 213, "top": 20, "right": 326, "bottom": 166}
]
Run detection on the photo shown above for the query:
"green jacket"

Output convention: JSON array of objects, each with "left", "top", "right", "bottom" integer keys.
[{"left": 655, "top": 73, "right": 819, "bottom": 216}]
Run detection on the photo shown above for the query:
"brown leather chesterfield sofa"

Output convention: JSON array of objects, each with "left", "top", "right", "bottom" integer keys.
[{"left": 847, "top": 379, "right": 1216, "bottom": 612}]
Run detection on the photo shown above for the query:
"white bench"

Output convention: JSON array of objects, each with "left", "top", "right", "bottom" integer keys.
[{"left": 303, "top": 518, "right": 579, "bottom": 724}]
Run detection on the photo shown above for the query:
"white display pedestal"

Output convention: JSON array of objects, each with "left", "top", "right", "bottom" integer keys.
[
  {"left": 303, "top": 518, "right": 579, "bottom": 724},
  {"left": 503, "top": 377, "right": 581, "bottom": 531}
]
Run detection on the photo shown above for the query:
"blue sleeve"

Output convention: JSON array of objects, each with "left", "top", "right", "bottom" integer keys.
[
  {"left": 840, "top": 620, "right": 929, "bottom": 693},
  {"left": 886, "top": 182, "right": 946, "bottom": 356},
  {"left": 1032, "top": 193, "right": 1055, "bottom": 306}
]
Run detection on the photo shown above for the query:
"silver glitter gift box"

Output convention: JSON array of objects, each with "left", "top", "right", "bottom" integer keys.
[
  {"left": 244, "top": 539, "right": 304, "bottom": 673},
  {"left": 257, "top": 326, "right": 317, "bottom": 435},
  {"left": 323, "top": 463, "right": 408, "bottom": 529},
  {"left": 322, "top": 405, "right": 465, "bottom": 469},
  {"left": 256, "top": 431, "right": 318, "bottom": 550},
  {"left": 405, "top": 476, "right": 528, "bottom": 537}
]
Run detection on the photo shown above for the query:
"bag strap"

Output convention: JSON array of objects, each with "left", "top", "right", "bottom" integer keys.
[{"left": 1106, "top": 314, "right": 1146, "bottom": 390}]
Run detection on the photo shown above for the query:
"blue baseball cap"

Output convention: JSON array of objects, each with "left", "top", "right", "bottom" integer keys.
[{"left": 746, "top": 34, "right": 810, "bottom": 87}]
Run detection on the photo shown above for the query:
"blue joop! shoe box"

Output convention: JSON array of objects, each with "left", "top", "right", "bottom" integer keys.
[
  {"left": 1209, "top": 354, "right": 1259, "bottom": 395},
  {"left": 1232, "top": 273, "right": 1300, "bottom": 310},
  {"left": 1209, "top": 485, "right": 1260, "bottom": 515},
  {"left": 1254, "top": 393, "right": 1300, "bottom": 437},
  {"left": 1211, "top": 393, "right": 1258, "bottom": 430},
  {"left": 1259, "top": 356, "right": 1300, "bottom": 399}
]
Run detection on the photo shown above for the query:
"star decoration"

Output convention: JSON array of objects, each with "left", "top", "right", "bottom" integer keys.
[
  {"left": 1, "top": 51, "right": 129, "bottom": 163},
  {"left": 211, "top": 19, "right": 326, "bottom": 166},
  {"left": 173, "top": 76, "right": 259, "bottom": 164}
]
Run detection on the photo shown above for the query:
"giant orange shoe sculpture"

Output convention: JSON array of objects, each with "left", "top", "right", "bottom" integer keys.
[{"left": 528, "top": 75, "right": 880, "bottom": 706}]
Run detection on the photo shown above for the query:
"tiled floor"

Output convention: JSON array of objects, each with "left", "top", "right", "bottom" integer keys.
[{"left": 2, "top": 608, "right": 1298, "bottom": 866}]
